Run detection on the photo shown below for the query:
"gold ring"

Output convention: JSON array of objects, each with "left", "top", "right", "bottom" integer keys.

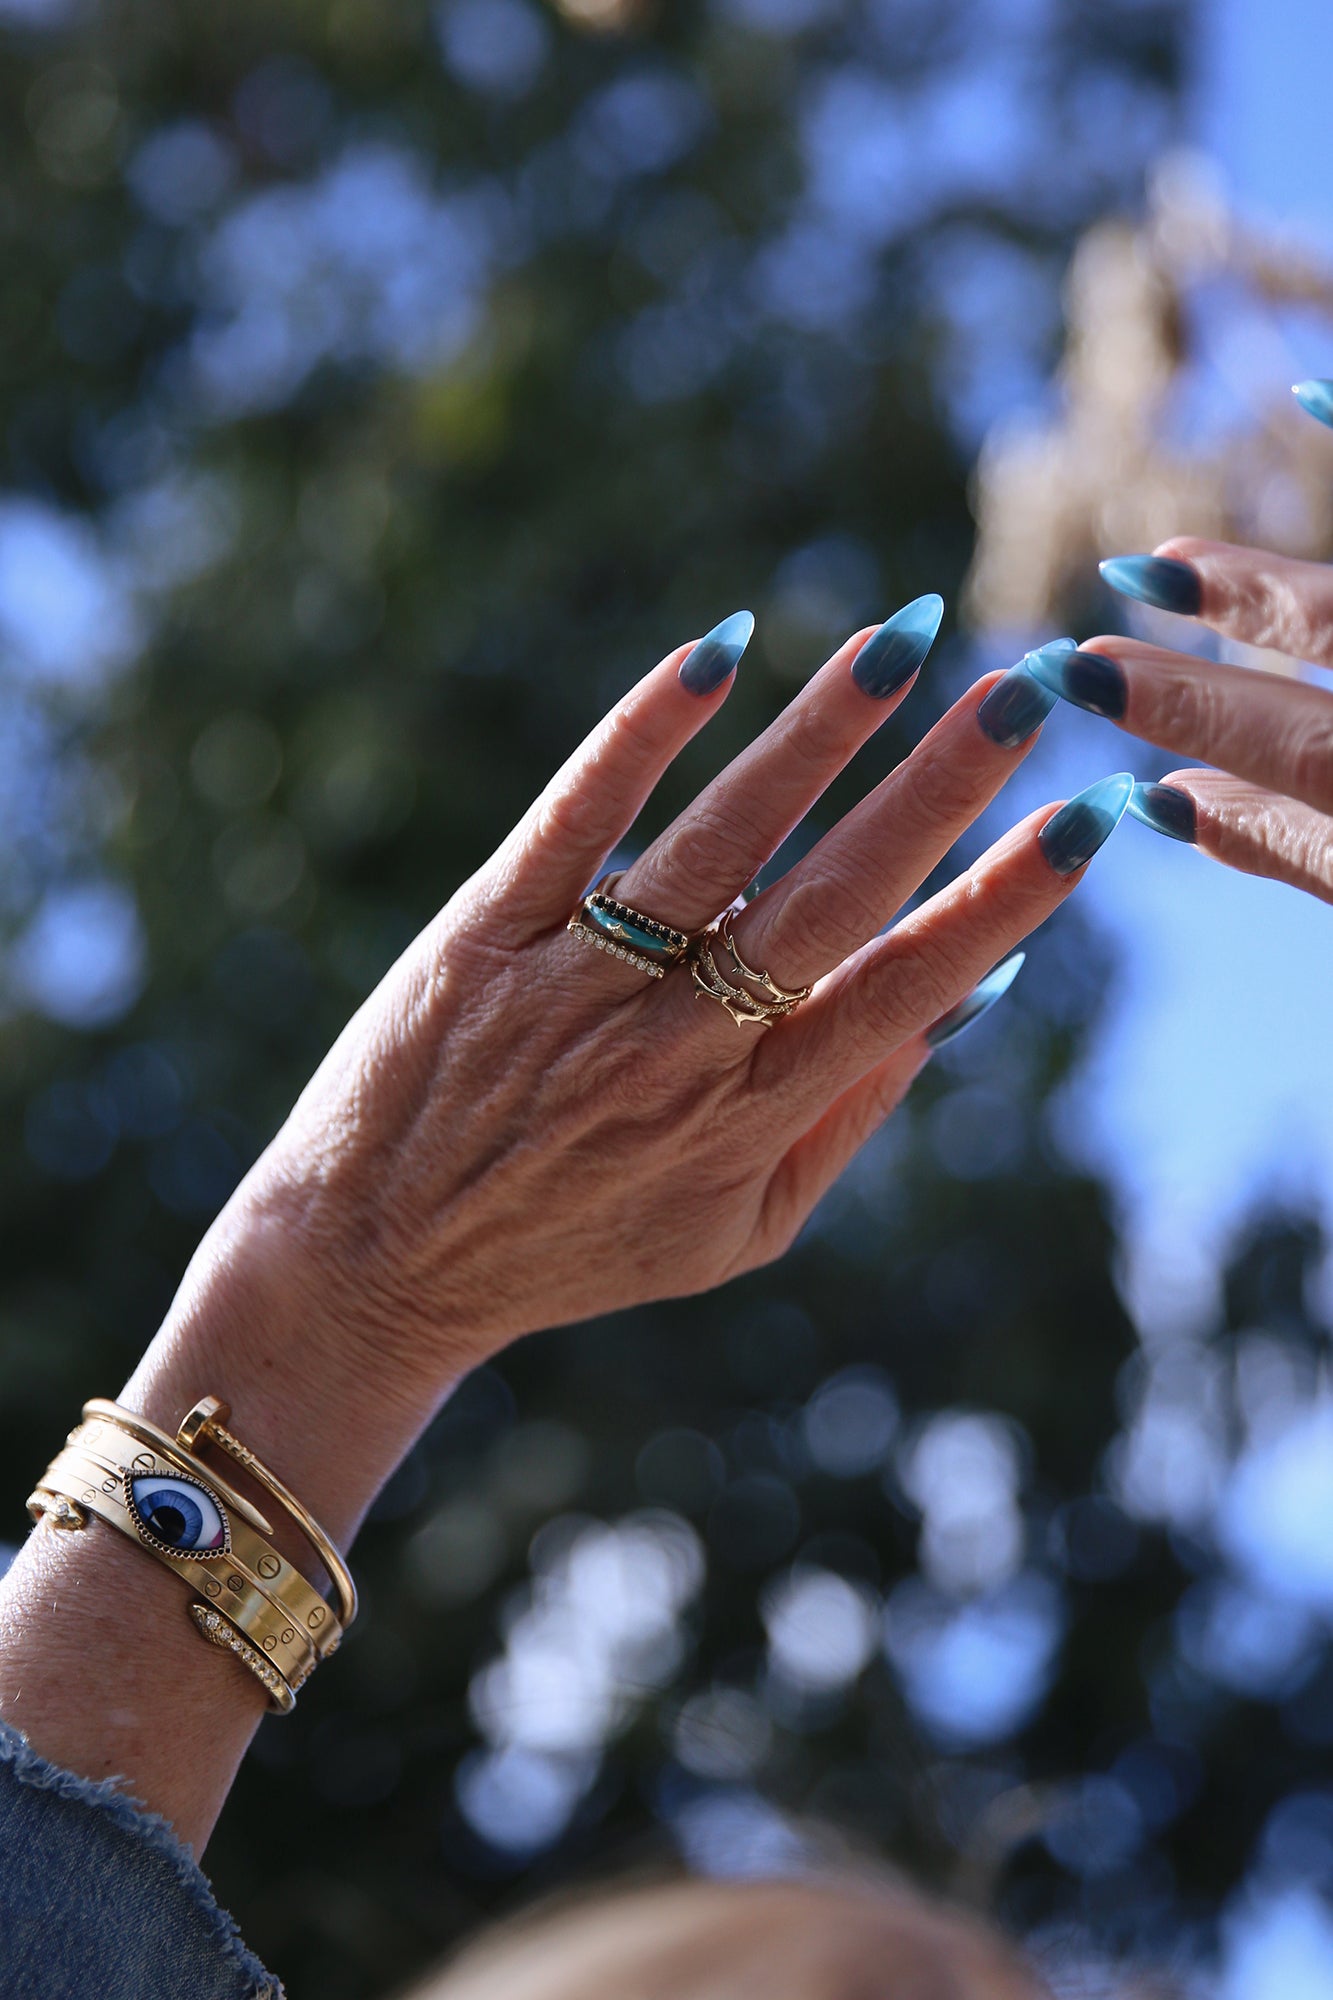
[
  {"left": 567, "top": 873, "right": 691, "bottom": 980},
  {"left": 717, "top": 915, "right": 810, "bottom": 1006},
  {"left": 687, "top": 919, "right": 812, "bottom": 1027}
]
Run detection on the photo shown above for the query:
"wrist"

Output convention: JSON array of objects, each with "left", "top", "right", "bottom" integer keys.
[{"left": 122, "top": 1169, "right": 485, "bottom": 1550}]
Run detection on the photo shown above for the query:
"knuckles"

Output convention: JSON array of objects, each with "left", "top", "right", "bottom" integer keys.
[{"left": 1282, "top": 714, "right": 1333, "bottom": 814}]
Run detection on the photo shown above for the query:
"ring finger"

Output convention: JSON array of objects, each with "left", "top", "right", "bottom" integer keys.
[{"left": 717, "top": 653, "right": 1064, "bottom": 997}]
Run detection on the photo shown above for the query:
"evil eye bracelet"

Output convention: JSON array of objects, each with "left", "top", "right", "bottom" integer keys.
[{"left": 26, "top": 1395, "right": 356, "bottom": 1713}]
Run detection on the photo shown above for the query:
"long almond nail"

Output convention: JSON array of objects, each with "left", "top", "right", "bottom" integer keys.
[
  {"left": 1038, "top": 773, "right": 1134, "bottom": 876},
  {"left": 680, "top": 611, "right": 754, "bottom": 695}
]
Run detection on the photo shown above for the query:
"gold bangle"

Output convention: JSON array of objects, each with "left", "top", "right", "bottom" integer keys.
[
  {"left": 27, "top": 1453, "right": 309, "bottom": 1711},
  {"left": 26, "top": 1396, "right": 355, "bottom": 1714},
  {"left": 53, "top": 1441, "right": 329, "bottom": 1680}
]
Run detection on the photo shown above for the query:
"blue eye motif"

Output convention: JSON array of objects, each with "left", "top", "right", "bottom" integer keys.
[{"left": 128, "top": 1473, "right": 230, "bottom": 1556}]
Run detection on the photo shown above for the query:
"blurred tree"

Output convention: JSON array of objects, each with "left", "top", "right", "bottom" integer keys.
[{"left": 10, "top": 5, "right": 1326, "bottom": 2000}]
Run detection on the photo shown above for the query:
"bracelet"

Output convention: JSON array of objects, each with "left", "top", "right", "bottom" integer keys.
[{"left": 26, "top": 1396, "right": 356, "bottom": 1714}]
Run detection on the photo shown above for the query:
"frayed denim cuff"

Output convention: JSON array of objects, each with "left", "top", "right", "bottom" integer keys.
[{"left": 0, "top": 1715, "right": 283, "bottom": 2000}]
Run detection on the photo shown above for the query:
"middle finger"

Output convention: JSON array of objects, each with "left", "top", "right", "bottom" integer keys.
[{"left": 612, "top": 595, "right": 946, "bottom": 934}]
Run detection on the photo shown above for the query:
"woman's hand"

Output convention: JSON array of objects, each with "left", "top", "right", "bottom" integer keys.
[
  {"left": 216, "top": 604, "right": 1119, "bottom": 1411},
  {"left": 4, "top": 601, "right": 1127, "bottom": 1851},
  {"left": 1027, "top": 522, "right": 1333, "bottom": 903}
]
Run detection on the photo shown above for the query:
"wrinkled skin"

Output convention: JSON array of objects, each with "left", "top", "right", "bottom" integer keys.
[
  {"left": 1094, "top": 536, "right": 1333, "bottom": 904},
  {"left": 234, "top": 624, "right": 1082, "bottom": 1393}
]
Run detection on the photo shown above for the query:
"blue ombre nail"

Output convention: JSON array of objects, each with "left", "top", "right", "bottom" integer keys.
[
  {"left": 852, "top": 593, "right": 944, "bottom": 698},
  {"left": 976, "top": 639, "right": 1073, "bottom": 748},
  {"left": 1026, "top": 646, "right": 1127, "bottom": 721},
  {"left": 926, "top": 952, "right": 1025, "bottom": 1049},
  {"left": 1293, "top": 380, "right": 1333, "bottom": 429},
  {"left": 1039, "top": 772, "right": 1134, "bottom": 876},
  {"left": 680, "top": 610, "right": 754, "bottom": 695},
  {"left": 1129, "top": 781, "right": 1197, "bottom": 844},
  {"left": 1099, "top": 555, "right": 1201, "bottom": 617}
]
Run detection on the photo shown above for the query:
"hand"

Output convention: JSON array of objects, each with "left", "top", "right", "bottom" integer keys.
[
  {"left": 1027, "top": 405, "right": 1333, "bottom": 903},
  {"left": 224, "top": 604, "right": 1120, "bottom": 1407},
  {"left": 3, "top": 604, "right": 1128, "bottom": 1852}
]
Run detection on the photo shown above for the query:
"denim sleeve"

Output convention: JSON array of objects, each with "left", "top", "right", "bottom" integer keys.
[{"left": 0, "top": 1717, "right": 284, "bottom": 2000}]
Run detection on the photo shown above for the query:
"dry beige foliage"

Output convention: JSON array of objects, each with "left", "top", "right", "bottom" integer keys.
[{"left": 964, "top": 154, "right": 1333, "bottom": 650}]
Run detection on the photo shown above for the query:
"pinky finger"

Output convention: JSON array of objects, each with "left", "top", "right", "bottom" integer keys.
[
  {"left": 753, "top": 953, "right": 1026, "bottom": 1262},
  {"left": 1136, "top": 771, "right": 1333, "bottom": 905},
  {"left": 754, "top": 1042, "right": 927, "bottom": 1262}
]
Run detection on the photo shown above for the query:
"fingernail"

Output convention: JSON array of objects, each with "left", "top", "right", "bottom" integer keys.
[
  {"left": 1025, "top": 646, "right": 1127, "bottom": 721},
  {"left": 852, "top": 593, "right": 944, "bottom": 698},
  {"left": 976, "top": 640, "right": 1073, "bottom": 747},
  {"left": 680, "top": 610, "right": 754, "bottom": 695},
  {"left": 1099, "top": 554, "right": 1201, "bottom": 617},
  {"left": 1039, "top": 772, "right": 1134, "bottom": 876},
  {"left": 1293, "top": 379, "right": 1333, "bottom": 429},
  {"left": 1129, "top": 780, "right": 1197, "bottom": 844},
  {"left": 926, "top": 952, "right": 1024, "bottom": 1049}
]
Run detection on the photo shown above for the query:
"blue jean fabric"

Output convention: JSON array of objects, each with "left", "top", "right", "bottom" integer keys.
[{"left": 0, "top": 1716, "right": 283, "bottom": 2000}]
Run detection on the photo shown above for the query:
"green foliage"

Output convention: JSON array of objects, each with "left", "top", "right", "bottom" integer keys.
[{"left": 9, "top": 5, "right": 1323, "bottom": 1999}]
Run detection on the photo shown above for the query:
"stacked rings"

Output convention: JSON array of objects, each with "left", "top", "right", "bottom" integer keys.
[
  {"left": 688, "top": 915, "right": 812, "bottom": 1026},
  {"left": 567, "top": 876, "right": 811, "bottom": 1027}
]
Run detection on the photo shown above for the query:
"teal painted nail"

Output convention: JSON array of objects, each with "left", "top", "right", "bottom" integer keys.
[
  {"left": 680, "top": 610, "right": 754, "bottom": 695},
  {"left": 1026, "top": 646, "right": 1127, "bottom": 721},
  {"left": 1039, "top": 772, "right": 1134, "bottom": 876},
  {"left": 1129, "top": 781, "right": 1197, "bottom": 844},
  {"left": 976, "top": 639, "right": 1073, "bottom": 748},
  {"left": 1099, "top": 555, "right": 1201, "bottom": 617},
  {"left": 852, "top": 593, "right": 944, "bottom": 698},
  {"left": 926, "top": 952, "right": 1024, "bottom": 1049},
  {"left": 1293, "top": 380, "right": 1333, "bottom": 429}
]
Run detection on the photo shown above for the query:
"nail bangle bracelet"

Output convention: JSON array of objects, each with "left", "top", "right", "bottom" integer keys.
[{"left": 26, "top": 1396, "right": 355, "bottom": 1713}]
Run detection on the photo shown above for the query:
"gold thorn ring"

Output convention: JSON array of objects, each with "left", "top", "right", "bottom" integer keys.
[{"left": 687, "top": 919, "right": 812, "bottom": 1027}]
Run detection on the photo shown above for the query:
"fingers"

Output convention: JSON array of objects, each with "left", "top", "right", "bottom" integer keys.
[
  {"left": 724, "top": 665, "right": 1051, "bottom": 990},
  {"left": 761, "top": 784, "right": 1128, "bottom": 1122},
  {"left": 1104, "top": 537, "right": 1333, "bottom": 669},
  {"left": 613, "top": 597, "right": 944, "bottom": 934},
  {"left": 495, "top": 614, "right": 752, "bottom": 927},
  {"left": 1030, "top": 636, "right": 1333, "bottom": 818},
  {"left": 1140, "top": 769, "right": 1333, "bottom": 905}
]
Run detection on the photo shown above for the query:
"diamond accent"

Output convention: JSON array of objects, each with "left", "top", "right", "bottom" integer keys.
[{"left": 189, "top": 1603, "right": 293, "bottom": 1705}]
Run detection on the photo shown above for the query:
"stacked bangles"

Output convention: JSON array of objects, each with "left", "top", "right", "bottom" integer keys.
[
  {"left": 26, "top": 1395, "right": 355, "bottom": 1713},
  {"left": 567, "top": 873, "right": 812, "bottom": 1025}
]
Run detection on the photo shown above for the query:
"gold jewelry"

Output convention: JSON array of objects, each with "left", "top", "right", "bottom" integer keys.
[
  {"left": 26, "top": 1398, "right": 354, "bottom": 1713},
  {"left": 567, "top": 872, "right": 691, "bottom": 979},
  {"left": 687, "top": 919, "right": 812, "bottom": 1027},
  {"left": 717, "top": 915, "right": 811, "bottom": 1008}
]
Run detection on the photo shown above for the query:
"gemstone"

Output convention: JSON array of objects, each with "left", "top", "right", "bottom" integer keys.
[{"left": 587, "top": 901, "right": 678, "bottom": 958}]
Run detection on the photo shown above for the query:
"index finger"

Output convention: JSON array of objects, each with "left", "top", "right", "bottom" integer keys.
[{"left": 1028, "top": 637, "right": 1333, "bottom": 817}]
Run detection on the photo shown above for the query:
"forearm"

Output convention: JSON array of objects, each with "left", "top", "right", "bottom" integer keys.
[{"left": 0, "top": 1182, "right": 481, "bottom": 1858}]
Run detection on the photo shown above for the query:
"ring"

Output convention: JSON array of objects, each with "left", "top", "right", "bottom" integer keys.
[
  {"left": 567, "top": 873, "right": 692, "bottom": 980},
  {"left": 687, "top": 917, "right": 812, "bottom": 1027}
]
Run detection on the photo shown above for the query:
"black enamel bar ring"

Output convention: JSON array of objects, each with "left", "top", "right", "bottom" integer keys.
[{"left": 566, "top": 874, "right": 692, "bottom": 980}]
